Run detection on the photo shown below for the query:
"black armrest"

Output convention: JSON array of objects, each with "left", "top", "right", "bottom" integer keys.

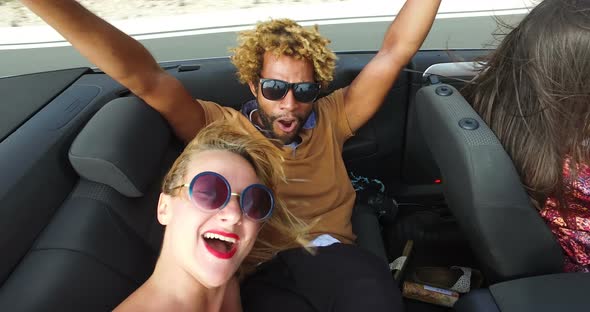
[{"left": 456, "top": 273, "right": 590, "bottom": 312}]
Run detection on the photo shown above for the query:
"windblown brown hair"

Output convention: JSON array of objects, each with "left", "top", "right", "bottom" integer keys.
[
  {"left": 161, "top": 119, "right": 312, "bottom": 274},
  {"left": 230, "top": 18, "right": 337, "bottom": 89},
  {"left": 462, "top": 0, "right": 590, "bottom": 214}
]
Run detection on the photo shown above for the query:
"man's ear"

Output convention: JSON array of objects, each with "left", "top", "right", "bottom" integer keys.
[
  {"left": 157, "top": 193, "right": 173, "bottom": 225},
  {"left": 248, "top": 81, "right": 257, "bottom": 98}
]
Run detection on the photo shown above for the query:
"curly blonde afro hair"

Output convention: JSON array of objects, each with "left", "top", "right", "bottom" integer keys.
[{"left": 230, "top": 18, "right": 337, "bottom": 89}]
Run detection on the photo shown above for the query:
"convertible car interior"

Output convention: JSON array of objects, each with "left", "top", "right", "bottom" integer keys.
[{"left": 1, "top": 50, "right": 589, "bottom": 311}]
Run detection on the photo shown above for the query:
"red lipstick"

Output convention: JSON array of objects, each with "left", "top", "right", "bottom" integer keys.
[{"left": 202, "top": 230, "right": 239, "bottom": 260}]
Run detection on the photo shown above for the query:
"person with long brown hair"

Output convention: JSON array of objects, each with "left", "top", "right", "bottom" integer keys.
[
  {"left": 463, "top": 0, "right": 590, "bottom": 272},
  {"left": 115, "top": 119, "right": 310, "bottom": 311}
]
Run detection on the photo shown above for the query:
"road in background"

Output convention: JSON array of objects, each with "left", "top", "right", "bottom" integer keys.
[{"left": 0, "top": 0, "right": 536, "bottom": 77}]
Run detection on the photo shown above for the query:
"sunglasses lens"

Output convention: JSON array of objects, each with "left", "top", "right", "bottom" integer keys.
[
  {"left": 261, "top": 79, "right": 288, "bottom": 101},
  {"left": 294, "top": 83, "right": 320, "bottom": 103},
  {"left": 191, "top": 173, "right": 229, "bottom": 210},
  {"left": 241, "top": 185, "right": 274, "bottom": 221}
]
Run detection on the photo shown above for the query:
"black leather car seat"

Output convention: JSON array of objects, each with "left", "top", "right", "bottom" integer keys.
[
  {"left": 0, "top": 93, "right": 391, "bottom": 311},
  {"left": 0, "top": 98, "right": 178, "bottom": 311}
]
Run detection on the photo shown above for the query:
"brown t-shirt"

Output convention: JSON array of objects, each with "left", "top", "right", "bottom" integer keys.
[{"left": 199, "top": 89, "right": 356, "bottom": 243}]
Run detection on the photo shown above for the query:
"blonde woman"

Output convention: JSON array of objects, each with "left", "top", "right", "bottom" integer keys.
[{"left": 115, "top": 120, "right": 308, "bottom": 311}]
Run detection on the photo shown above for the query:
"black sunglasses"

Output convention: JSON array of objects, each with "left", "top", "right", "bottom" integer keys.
[
  {"left": 171, "top": 171, "right": 275, "bottom": 222},
  {"left": 259, "top": 78, "right": 321, "bottom": 103}
]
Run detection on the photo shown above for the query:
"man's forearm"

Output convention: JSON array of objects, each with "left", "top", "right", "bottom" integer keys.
[
  {"left": 20, "top": 0, "right": 161, "bottom": 94},
  {"left": 342, "top": 0, "right": 441, "bottom": 131},
  {"left": 381, "top": 0, "right": 441, "bottom": 61}
]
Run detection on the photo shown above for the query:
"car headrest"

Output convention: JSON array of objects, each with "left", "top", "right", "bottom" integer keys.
[{"left": 69, "top": 97, "right": 171, "bottom": 197}]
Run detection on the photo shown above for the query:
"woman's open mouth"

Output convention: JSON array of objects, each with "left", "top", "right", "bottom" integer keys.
[{"left": 202, "top": 231, "right": 239, "bottom": 259}]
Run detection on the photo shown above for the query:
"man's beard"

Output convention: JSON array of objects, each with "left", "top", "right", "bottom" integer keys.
[{"left": 257, "top": 108, "right": 308, "bottom": 145}]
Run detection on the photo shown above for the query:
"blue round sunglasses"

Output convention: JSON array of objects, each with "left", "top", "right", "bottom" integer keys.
[{"left": 171, "top": 171, "right": 275, "bottom": 222}]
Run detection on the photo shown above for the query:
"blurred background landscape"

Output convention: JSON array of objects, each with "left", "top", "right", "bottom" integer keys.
[
  {"left": 1, "top": 0, "right": 346, "bottom": 27},
  {"left": 0, "top": 0, "right": 536, "bottom": 77}
]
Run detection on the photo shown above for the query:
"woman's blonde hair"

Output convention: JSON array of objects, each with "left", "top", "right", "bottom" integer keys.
[
  {"left": 161, "top": 119, "right": 311, "bottom": 273},
  {"left": 230, "top": 18, "right": 337, "bottom": 89}
]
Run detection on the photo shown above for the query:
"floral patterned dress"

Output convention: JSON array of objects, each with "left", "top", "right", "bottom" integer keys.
[{"left": 540, "top": 158, "right": 590, "bottom": 272}]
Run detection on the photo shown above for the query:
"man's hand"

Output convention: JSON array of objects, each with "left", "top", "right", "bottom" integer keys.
[
  {"left": 19, "top": 0, "right": 205, "bottom": 142},
  {"left": 343, "top": 0, "right": 441, "bottom": 132}
]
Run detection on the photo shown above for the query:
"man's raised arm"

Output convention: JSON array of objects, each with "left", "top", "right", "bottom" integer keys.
[
  {"left": 20, "top": 0, "right": 205, "bottom": 142},
  {"left": 343, "top": 0, "right": 441, "bottom": 132}
]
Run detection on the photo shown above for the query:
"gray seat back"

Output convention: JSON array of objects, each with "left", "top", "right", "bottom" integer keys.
[
  {"left": 415, "top": 84, "right": 562, "bottom": 283},
  {"left": 0, "top": 97, "right": 176, "bottom": 311}
]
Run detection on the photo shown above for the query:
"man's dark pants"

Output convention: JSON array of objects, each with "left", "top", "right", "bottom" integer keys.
[{"left": 241, "top": 244, "right": 404, "bottom": 311}]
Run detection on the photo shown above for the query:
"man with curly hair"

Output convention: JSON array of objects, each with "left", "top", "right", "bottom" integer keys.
[{"left": 22, "top": 0, "right": 440, "bottom": 310}]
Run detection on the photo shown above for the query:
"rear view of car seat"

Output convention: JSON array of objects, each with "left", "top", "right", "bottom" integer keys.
[
  {"left": 415, "top": 83, "right": 563, "bottom": 283},
  {"left": 0, "top": 98, "right": 180, "bottom": 311}
]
